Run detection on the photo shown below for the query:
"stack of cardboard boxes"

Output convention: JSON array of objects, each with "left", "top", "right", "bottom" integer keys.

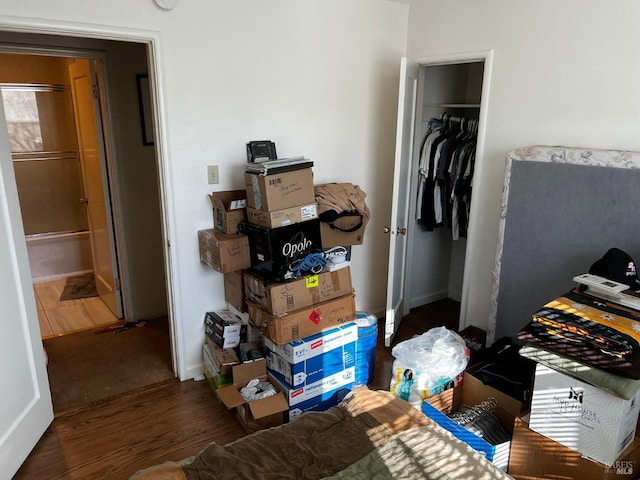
[{"left": 198, "top": 159, "right": 369, "bottom": 431}]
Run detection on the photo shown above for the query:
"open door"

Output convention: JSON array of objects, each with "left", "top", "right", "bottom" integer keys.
[
  {"left": 68, "top": 59, "right": 122, "bottom": 319},
  {"left": 384, "top": 57, "right": 419, "bottom": 347},
  {"left": 0, "top": 95, "right": 53, "bottom": 478}
]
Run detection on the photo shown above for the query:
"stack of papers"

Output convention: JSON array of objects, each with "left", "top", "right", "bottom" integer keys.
[{"left": 246, "top": 156, "right": 313, "bottom": 175}]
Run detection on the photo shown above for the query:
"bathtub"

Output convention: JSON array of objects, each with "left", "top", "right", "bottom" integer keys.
[{"left": 26, "top": 230, "right": 93, "bottom": 283}]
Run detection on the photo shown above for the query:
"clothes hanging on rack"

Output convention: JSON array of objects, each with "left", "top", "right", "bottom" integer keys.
[{"left": 416, "top": 113, "right": 477, "bottom": 239}]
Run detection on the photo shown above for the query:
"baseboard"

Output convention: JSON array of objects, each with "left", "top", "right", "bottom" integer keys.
[
  {"left": 409, "top": 289, "right": 449, "bottom": 309},
  {"left": 183, "top": 363, "right": 205, "bottom": 382},
  {"left": 32, "top": 270, "right": 93, "bottom": 284}
]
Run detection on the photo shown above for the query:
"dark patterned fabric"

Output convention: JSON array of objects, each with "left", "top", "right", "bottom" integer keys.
[{"left": 517, "top": 289, "right": 640, "bottom": 379}]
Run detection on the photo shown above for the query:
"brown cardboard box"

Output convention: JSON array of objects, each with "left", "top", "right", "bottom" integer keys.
[
  {"left": 205, "top": 336, "right": 240, "bottom": 375},
  {"left": 224, "top": 270, "right": 246, "bottom": 313},
  {"left": 247, "top": 293, "right": 356, "bottom": 345},
  {"left": 244, "top": 168, "right": 315, "bottom": 212},
  {"left": 509, "top": 414, "right": 640, "bottom": 479},
  {"left": 319, "top": 212, "right": 368, "bottom": 248},
  {"left": 198, "top": 229, "right": 251, "bottom": 273},
  {"left": 208, "top": 190, "right": 247, "bottom": 234},
  {"left": 244, "top": 267, "right": 353, "bottom": 315},
  {"left": 423, "top": 369, "right": 524, "bottom": 471},
  {"left": 217, "top": 359, "right": 289, "bottom": 433},
  {"left": 246, "top": 203, "right": 318, "bottom": 228}
]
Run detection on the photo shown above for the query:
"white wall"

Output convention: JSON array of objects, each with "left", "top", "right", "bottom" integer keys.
[
  {"left": 0, "top": 0, "right": 409, "bottom": 380},
  {"left": 407, "top": 0, "right": 640, "bottom": 334}
]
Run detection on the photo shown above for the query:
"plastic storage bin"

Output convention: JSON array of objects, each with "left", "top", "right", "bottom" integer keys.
[{"left": 354, "top": 312, "right": 378, "bottom": 387}]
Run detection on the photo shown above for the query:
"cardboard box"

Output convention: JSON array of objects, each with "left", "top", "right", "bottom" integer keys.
[
  {"left": 244, "top": 168, "right": 315, "bottom": 212},
  {"left": 509, "top": 414, "right": 640, "bottom": 479},
  {"left": 264, "top": 323, "right": 357, "bottom": 387},
  {"left": 270, "top": 367, "right": 355, "bottom": 408},
  {"left": 203, "top": 360, "right": 232, "bottom": 394},
  {"left": 246, "top": 203, "right": 318, "bottom": 229},
  {"left": 248, "top": 293, "right": 357, "bottom": 345},
  {"left": 422, "top": 370, "right": 523, "bottom": 470},
  {"left": 223, "top": 270, "right": 246, "bottom": 313},
  {"left": 237, "top": 341, "right": 265, "bottom": 363},
  {"left": 284, "top": 386, "right": 352, "bottom": 422},
  {"left": 204, "top": 337, "right": 240, "bottom": 375},
  {"left": 217, "top": 359, "right": 289, "bottom": 433},
  {"left": 202, "top": 343, "right": 233, "bottom": 392},
  {"left": 226, "top": 302, "right": 264, "bottom": 344},
  {"left": 204, "top": 310, "right": 247, "bottom": 348},
  {"left": 208, "top": 190, "right": 247, "bottom": 234},
  {"left": 319, "top": 212, "right": 368, "bottom": 248},
  {"left": 244, "top": 267, "right": 353, "bottom": 315},
  {"left": 528, "top": 364, "right": 640, "bottom": 466},
  {"left": 242, "top": 219, "right": 322, "bottom": 282},
  {"left": 198, "top": 229, "right": 251, "bottom": 273}
]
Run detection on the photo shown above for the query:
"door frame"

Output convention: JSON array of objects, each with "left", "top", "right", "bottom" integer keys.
[
  {"left": 387, "top": 50, "right": 494, "bottom": 339},
  {"left": 0, "top": 18, "right": 179, "bottom": 376}
]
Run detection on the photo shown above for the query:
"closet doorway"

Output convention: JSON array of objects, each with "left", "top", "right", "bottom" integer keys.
[
  {"left": 385, "top": 53, "right": 492, "bottom": 345},
  {"left": 0, "top": 53, "right": 122, "bottom": 337}
]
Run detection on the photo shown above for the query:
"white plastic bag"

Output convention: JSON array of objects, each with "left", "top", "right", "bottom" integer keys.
[{"left": 389, "top": 326, "right": 469, "bottom": 407}]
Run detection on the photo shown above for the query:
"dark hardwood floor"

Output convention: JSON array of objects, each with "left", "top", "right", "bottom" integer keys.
[{"left": 15, "top": 299, "right": 460, "bottom": 480}]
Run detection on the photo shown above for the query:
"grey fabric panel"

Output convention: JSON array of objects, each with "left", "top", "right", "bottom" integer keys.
[{"left": 495, "top": 161, "right": 640, "bottom": 340}]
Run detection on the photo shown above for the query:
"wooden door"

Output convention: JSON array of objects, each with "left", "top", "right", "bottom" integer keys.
[
  {"left": 68, "top": 59, "right": 122, "bottom": 319},
  {"left": 384, "top": 57, "right": 419, "bottom": 347},
  {"left": 0, "top": 91, "right": 53, "bottom": 478}
]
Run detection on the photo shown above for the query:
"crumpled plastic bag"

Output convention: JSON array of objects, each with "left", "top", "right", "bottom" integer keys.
[{"left": 389, "top": 326, "right": 469, "bottom": 407}]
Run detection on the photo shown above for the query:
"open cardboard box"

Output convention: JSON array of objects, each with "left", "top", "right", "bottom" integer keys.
[
  {"left": 216, "top": 358, "right": 289, "bottom": 434},
  {"left": 208, "top": 190, "right": 247, "bottom": 234},
  {"left": 423, "top": 369, "right": 523, "bottom": 471},
  {"left": 509, "top": 413, "right": 640, "bottom": 479}
]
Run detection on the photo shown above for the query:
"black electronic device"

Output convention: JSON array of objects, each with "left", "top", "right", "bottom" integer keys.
[{"left": 246, "top": 140, "right": 277, "bottom": 163}]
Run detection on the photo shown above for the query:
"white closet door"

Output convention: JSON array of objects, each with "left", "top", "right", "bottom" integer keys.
[
  {"left": 0, "top": 92, "right": 53, "bottom": 478},
  {"left": 384, "top": 57, "right": 419, "bottom": 347}
]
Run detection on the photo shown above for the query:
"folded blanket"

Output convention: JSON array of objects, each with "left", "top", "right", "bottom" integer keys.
[
  {"left": 130, "top": 387, "right": 432, "bottom": 480},
  {"left": 519, "top": 344, "right": 640, "bottom": 400},
  {"left": 517, "top": 289, "right": 640, "bottom": 379},
  {"left": 517, "top": 322, "right": 640, "bottom": 379},
  {"left": 321, "top": 425, "right": 512, "bottom": 480},
  {"left": 532, "top": 289, "right": 640, "bottom": 354}
]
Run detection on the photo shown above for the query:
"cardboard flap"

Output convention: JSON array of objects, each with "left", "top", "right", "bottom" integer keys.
[
  {"left": 231, "top": 358, "right": 267, "bottom": 386},
  {"left": 459, "top": 371, "right": 522, "bottom": 435},
  {"left": 217, "top": 385, "right": 246, "bottom": 409},
  {"left": 209, "top": 190, "right": 247, "bottom": 210},
  {"left": 248, "top": 392, "right": 289, "bottom": 419}
]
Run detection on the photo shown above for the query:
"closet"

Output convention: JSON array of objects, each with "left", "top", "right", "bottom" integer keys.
[{"left": 406, "top": 61, "right": 484, "bottom": 314}]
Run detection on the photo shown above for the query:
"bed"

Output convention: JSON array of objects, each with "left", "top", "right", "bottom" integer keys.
[{"left": 129, "top": 387, "right": 512, "bottom": 480}]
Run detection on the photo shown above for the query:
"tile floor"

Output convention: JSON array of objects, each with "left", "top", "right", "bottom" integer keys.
[{"left": 34, "top": 279, "right": 119, "bottom": 338}]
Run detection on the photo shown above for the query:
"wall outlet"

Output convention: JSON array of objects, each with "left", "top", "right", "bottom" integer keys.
[{"left": 207, "top": 165, "right": 219, "bottom": 185}]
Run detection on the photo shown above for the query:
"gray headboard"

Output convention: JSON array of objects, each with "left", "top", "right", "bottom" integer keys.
[{"left": 488, "top": 145, "right": 640, "bottom": 343}]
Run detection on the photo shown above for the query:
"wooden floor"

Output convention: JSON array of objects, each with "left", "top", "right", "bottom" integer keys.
[
  {"left": 15, "top": 299, "right": 460, "bottom": 480},
  {"left": 34, "top": 278, "right": 120, "bottom": 338}
]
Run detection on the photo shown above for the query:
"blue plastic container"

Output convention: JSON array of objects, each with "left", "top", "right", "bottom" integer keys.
[{"left": 354, "top": 312, "right": 378, "bottom": 387}]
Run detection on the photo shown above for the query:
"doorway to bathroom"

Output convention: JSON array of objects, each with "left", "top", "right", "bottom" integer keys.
[
  {"left": 0, "top": 33, "right": 174, "bottom": 414},
  {"left": 0, "top": 53, "right": 122, "bottom": 337}
]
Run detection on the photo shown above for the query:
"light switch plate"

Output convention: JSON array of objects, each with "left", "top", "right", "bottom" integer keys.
[{"left": 207, "top": 165, "right": 219, "bottom": 184}]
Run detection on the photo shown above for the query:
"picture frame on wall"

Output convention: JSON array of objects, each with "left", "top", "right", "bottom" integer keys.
[{"left": 136, "top": 74, "right": 154, "bottom": 146}]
